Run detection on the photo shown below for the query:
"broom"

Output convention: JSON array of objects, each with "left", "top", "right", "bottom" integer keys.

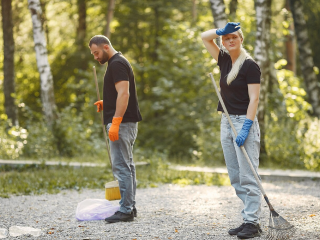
[
  {"left": 93, "top": 66, "right": 121, "bottom": 201},
  {"left": 209, "top": 73, "right": 295, "bottom": 240}
]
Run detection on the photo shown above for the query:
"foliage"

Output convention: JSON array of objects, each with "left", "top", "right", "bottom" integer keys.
[
  {"left": 0, "top": 0, "right": 319, "bottom": 171},
  {"left": 265, "top": 61, "right": 320, "bottom": 170},
  {"left": 0, "top": 123, "right": 27, "bottom": 159}
]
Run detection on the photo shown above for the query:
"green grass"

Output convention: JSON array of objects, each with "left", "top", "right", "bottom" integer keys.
[{"left": 0, "top": 159, "right": 230, "bottom": 198}]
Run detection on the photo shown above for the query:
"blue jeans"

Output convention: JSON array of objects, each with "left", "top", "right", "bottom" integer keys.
[
  {"left": 220, "top": 114, "right": 261, "bottom": 224},
  {"left": 107, "top": 122, "right": 138, "bottom": 214}
]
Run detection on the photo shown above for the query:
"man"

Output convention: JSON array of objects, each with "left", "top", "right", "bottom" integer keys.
[{"left": 89, "top": 35, "right": 142, "bottom": 223}]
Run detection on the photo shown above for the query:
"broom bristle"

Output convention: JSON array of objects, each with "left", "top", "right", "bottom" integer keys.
[{"left": 267, "top": 210, "right": 296, "bottom": 240}]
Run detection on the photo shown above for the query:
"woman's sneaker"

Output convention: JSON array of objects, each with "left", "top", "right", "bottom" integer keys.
[
  {"left": 228, "top": 223, "right": 246, "bottom": 235},
  {"left": 237, "top": 223, "right": 262, "bottom": 239}
]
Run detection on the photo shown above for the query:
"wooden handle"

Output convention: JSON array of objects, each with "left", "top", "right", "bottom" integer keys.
[{"left": 93, "top": 66, "right": 115, "bottom": 180}]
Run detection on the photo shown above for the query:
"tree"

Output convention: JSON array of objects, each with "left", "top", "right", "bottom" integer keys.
[
  {"left": 28, "top": 0, "right": 57, "bottom": 126},
  {"left": 290, "top": 0, "right": 320, "bottom": 117},
  {"left": 76, "top": 0, "right": 88, "bottom": 71},
  {"left": 209, "top": 0, "right": 227, "bottom": 47},
  {"left": 284, "top": 0, "right": 296, "bottom": 73},
  {"left": 229, "top": 0, "right": 238, "bottom": 20},
  {"left": 105, "top": 0, "right": 115, "bottom": 39},
  {"left": 1, "top": 0, "right": 18, "bottom": 126},
  {"left": 254, "top": 0, "right": 272, "bottom": 160},
  {"left": 192, "top": 0, "right": 197, "bottom": 23}
]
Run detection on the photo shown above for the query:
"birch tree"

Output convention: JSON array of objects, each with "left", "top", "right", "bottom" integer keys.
[
  {"left": 1, "top": 0, "right": 18, "bottom": 126},
  {"left": 254, "top": 0, "right": 272, "bottom": 159},
  {"left": 28, "top": 0, "right": 56, "bottom": 126},
  {"left": 105, "top": 0, "right": 115, "bottom": 39},
  {"left": 284, "top": 0, "right": 296, "bottom": 73},
  {"left": 209, "top": 0, "right": 227, "bottom": 47},
  {"left": 290, "top": 0, "right": 320, "bottom": 117}
]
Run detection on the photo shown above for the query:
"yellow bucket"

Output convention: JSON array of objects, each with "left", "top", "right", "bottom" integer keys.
[{"left": 105, "top": 180, "right": 121, "bottom": 200}]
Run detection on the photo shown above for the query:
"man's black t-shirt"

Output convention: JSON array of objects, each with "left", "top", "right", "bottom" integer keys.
[
  {"left": 217, "top": 50, "right": 261, "bottom": 115},
  {"left": 103, "top": 52, "right": 142, "bottom": 124}
]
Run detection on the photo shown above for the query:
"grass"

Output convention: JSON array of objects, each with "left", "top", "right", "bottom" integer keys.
[{"left": 0, "top": 159, "right": 230, "bottom": 198}]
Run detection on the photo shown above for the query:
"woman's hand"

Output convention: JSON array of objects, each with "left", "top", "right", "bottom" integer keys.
[{"left": 216, "top": 22, "right": 241, "bottom": 36}]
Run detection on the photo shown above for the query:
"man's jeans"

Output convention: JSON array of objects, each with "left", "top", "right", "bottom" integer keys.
[
  {"left": 220, "top": 113, "right": 261, "bottom": 224},
  {"left": 107, "top": 122, "right": 138, "bottom": 214}
]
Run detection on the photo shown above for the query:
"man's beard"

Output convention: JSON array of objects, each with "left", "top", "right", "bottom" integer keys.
[{"left": 99, "top": 50, "right": 109, "bottom": 64}]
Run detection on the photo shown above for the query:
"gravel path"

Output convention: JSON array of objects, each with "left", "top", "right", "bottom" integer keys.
[{"left": 0, "top": 180, "right": 319, "bottom": 239}]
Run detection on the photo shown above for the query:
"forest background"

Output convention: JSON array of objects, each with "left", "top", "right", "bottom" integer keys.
[{"left": 1, "top": 0, "right": 320, "bottom": 171}]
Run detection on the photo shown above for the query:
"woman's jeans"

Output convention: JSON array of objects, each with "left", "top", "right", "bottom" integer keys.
[
  {"left": 220, "top": 113, "right": 261, "bottom": 224},
  {"left": 107, "top": 122, "right": 138, "bottom": 214}
]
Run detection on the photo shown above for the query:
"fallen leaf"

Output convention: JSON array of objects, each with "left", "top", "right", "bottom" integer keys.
[{"left": 175, "top": 229, "right": 178, "bottom": 233}]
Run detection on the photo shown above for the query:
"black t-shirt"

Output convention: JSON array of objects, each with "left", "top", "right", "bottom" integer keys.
[
  {"left": 103, "top": 52, "right": 142, "bottom": 124},
  {"left": 217, "top": 50, "right": 261, "bottom": 115}
]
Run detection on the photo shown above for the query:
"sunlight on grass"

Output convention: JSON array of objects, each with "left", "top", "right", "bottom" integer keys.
[{"left": 0, "top": 159, "right": 229, "bottom": 198}]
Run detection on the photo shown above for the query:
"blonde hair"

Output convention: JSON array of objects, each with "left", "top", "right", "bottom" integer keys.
[{"left": 221, "top": 29, "right": 251, "bottom": 85}]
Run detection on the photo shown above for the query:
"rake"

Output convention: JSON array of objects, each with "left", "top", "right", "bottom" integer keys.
[{"left": 209, "top": 73, "right": 295, "bottom": 240}]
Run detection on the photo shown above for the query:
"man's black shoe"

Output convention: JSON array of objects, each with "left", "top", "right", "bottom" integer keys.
[
  {"left": 133, "top": 207, "right": 137, "bottom": 217},
  {"left": 237, "top": 223, "right": 262, "bottom": 239},
  {"left": 228, "top": 223, "right": 246, "bottom": 235},
  {"left": 105, "top": 211, "right": 134, "bottom": 223}
]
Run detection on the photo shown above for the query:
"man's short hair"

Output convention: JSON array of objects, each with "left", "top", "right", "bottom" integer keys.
[{"left": 88, "top": 35, "right": 111, "bottom": 47}]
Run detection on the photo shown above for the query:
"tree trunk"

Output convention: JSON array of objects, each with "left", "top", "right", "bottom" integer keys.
[
  {"left": 192, "top": 0, "right": 197, "bottom": 23},
  {"left": 40, "top": 0, "right": 49, "bottom": 48},
  {"left": 290, "top": 0, "right": 320, "bottom": 117},
  {"left": 28, "top": 0, "right": 57, "bottom": 126},
  {"left": 229, "top": 0, "right": 238, "bottom": 20},
  {"left": 105, "top": 0, "right": 115, "bottom": 39},
  {"left": 284, "top": 0, "right": 296, "bottom": 73},
  {"left": 209, "top": 0, "right": 228, "bottom": 47},
  {"left": 1, "top": 0, "right": 18, "bottom": 126},
  {"left": 76, "top": 0, "right": 87, "bottom": 70},
  {"left": 254, "top": 0, "right": 272, "bottom": 161},
  {"left": 77, "top": 0, "right": 86, "bottom": 48}
]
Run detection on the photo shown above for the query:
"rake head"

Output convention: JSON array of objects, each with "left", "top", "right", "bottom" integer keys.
[{"left": 266, "top": 210, "right": 296, "bottom": 240}]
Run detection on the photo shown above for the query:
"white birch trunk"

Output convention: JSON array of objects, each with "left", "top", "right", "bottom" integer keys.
[
  {"left": 254, "top": 0, "right": 272, "bottom": 158},
  {"left": 209, "top": 0, "right": 227, "bottom": 47},
  {"left": 290, "top": 0, "right": 320, "bottom": 117},
  {"left": 28, "top": 0, "right": 56, "bottom": 126}
]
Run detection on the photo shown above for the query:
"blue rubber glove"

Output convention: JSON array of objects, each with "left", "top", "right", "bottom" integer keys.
[
  {"left": 235, "top": 118, "right": 253, "bottom": 147},
  {"left": 216, "top": 22, "right": 241, "bottom": 36}
]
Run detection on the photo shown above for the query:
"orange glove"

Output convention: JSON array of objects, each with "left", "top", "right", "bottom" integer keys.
[
  {"left": 94, "top": 100, "right": 103, "bottom": 112},
  {"left": 109, "top": 117, "right": 123, "bottom": 141}
]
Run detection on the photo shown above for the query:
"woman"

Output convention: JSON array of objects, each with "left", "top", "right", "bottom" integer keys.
[{"left": 201, "top": 22, "right": 262, "bottom": 239}]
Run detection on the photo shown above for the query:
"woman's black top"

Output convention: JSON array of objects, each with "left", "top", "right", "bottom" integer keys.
[{"left": 217, "top": 50, "right": 261, "bottom": 115}]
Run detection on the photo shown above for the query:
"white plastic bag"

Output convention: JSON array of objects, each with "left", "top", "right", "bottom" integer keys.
[{"left": 76, "top": 199, "right": 120, "bottom": 221}]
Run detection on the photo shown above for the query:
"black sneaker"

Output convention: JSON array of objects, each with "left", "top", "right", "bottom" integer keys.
[
  {"left": 228, "top": 223, "right": 246, "bottom": 235},
  {"left": 105, "top": 211, "right": 134, "bottom": 223},
  {"left": 133, "top": 207, "right": 137, "bottom": 217},
  {"left": 237, "top": 223, "right": 262, "bottom": 239}
]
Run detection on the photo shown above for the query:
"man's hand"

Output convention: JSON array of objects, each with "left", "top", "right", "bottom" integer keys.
[
  {"left": 109, "top": 117, "right": 123, "bottom": 141},
  {"left": 216, "top": 22, "right": 241, "bottom": 36},
  {"left": 94, "top": 100, "right": 103, "bottom": 112},
  {"left": 235, "top": 118, "right": 253, "bottom": 147}
]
